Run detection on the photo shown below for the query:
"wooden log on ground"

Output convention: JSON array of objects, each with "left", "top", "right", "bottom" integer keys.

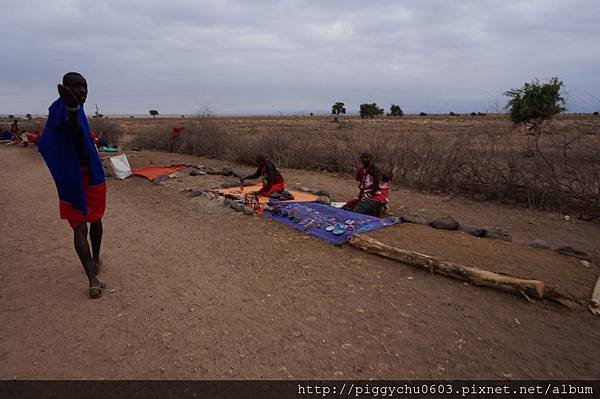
[
  {"left": 349, "top": 234, "right": 576, "bottom": 308},
  {"left": 589, "top": 273, "right": 600, "bottom": 316}
]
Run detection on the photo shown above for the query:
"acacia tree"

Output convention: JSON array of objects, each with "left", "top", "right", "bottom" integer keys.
[
  {"left": 359, "top": 103, "right": 384, "bottom": 118},
  {"left": 331, "top": 102, "right": 346, "bottom": 116},
  {"left": 388, "top": 104, "right": 403, "bottom": 117},
  {"left": 504, "top": 77, "right": 571, "bottom": 202},
  {"left": 504, "top": 77, "right": 565, "bottom": 134},
  {"left": 149, "top": 109, "right": 159, "bottom": 118}
]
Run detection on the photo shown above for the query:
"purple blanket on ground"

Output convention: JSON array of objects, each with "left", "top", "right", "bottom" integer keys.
[{"left": 264, "top": 202, "right": 401, "bottom": 245}]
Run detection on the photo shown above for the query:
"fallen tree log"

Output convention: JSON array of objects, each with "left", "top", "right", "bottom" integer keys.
[
  {"left": 349, "top": 234, "right": 576, "bottom": 308},
  {"left": 589, "top": 274, "right": 600, "bottom": 316}
]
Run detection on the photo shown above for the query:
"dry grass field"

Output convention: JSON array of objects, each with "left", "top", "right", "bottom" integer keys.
[{"left": 6, "top": 114, "right": 600, "bottom": 214}]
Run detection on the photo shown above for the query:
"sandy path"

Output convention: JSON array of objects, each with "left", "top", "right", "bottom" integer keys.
[{"left": 1, "top": 146, "right": 599, "bottom": 379}]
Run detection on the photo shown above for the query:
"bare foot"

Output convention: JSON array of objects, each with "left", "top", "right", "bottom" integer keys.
[{"left": 89, "top": 282, "right": 106, "bottom": 299}]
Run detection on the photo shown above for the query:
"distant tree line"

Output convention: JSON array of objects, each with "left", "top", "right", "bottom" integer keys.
[
  {"left": 331, "top": 102, "right": 405, "bottom": 118},
  {"left": 328, "top": 77, "right": 576, "bottom": 120}
]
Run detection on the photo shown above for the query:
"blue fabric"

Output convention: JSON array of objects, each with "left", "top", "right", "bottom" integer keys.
[
  {"left": 264, "top": 202, "right": 401, "bottom": 245},
  {"left": 38, "top": 99, "right": 105, "bottom": 216},
  {"left": 2, "top": 131, "right": 11, "bottom": 140}
]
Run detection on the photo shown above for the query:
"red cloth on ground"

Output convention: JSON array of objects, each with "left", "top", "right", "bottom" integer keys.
[
  {"left": 260, "top": 182, "right": 285, "bottom": 196},
  {"left": 60, "top": 171, "right": 107, "bottom": 229},
  {"left": 131, "top": 165, "right": 186, "bottom": 180}
]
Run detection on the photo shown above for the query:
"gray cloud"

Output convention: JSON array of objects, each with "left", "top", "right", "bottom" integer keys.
[{"left": 1, "top": 0, "right": 599, "bottom": 115}]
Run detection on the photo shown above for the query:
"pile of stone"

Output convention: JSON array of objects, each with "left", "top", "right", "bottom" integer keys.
[
  {"left": 427, "top": 216, "right": 502, "bottom": 240},
  {"left": 424, "top": 215, "right": 591, "bottom": 264}
]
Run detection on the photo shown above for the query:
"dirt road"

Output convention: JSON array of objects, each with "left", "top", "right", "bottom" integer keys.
[{"left": 1, "top": 146, "right": 599, "bottom": 379}]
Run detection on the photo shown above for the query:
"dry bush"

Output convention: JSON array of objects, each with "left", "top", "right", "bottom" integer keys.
[
  {"left": 88, "top": 118, "right": 125, "bottom": 145},
  {"left": 129, "top": 128, "right": 171, "bottom": 151},
  {"left": 1, "top": 118, "right": 45, "bottom": 132},
  {"left": 126, "top": 117, "right": 600, "bottom": 214}
]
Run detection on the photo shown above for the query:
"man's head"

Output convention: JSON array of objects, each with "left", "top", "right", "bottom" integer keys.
[
  {"left": 62, "top": 72, "right": 87, "bottom": 104},
  {"left": 255, "top": 154, "right": 267, "bottom": 166},
  {"left": 359, "top": 151, "right": 373, "bottom": 168}
]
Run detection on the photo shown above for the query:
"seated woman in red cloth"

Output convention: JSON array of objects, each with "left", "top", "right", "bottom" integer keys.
[
  {"left": 242, "top": 155, "right": 285, "bottom": 197},
  {"left": 343, "top": 151, "right": 392, "bottom": 217}
]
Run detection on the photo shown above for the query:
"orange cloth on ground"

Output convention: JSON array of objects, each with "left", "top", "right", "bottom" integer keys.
[
  {"left": 214, "top": 184, "right": 318, "bottom": 204},
  {"left": 131, "top": 165, "right": 187, "bottom": 180}
]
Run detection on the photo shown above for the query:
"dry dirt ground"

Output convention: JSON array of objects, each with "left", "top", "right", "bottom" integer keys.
[{"left": 1, "top": 145, "right": 600, "bottom": 379}]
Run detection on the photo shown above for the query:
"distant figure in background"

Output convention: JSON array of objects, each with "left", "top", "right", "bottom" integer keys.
[
  {"left": 38, "top": 72, "right": 107, "bottom": 299},
  {"left": 97, "top": 137, "right": 109, "bottom": 148},
  {"left": 171, "top": 126, "right": 185, "bottom": 140},
  {"left": 343, "top": 151, "right": 392, "bottom": 217},
  {"left": 169, "top": 126, "right": 185, "bottom": 152},
  {"left": 242, "top": 155, "right": 286, "bottom": 197},
  {"left": 10, "top": 119, "right": 20, "bottom": 141}
]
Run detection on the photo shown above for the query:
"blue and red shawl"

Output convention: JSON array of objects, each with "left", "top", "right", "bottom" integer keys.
[{"left": 38, "top": 99, "right": 105, "bottom": 217}]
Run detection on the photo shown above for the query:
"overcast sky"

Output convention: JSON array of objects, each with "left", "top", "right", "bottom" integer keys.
[{"left": 1, "top": 0, "right": 599, "bottom": 115}]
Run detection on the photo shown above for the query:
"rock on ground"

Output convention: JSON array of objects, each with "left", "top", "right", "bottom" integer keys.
[
  {"left": 485, "top": 227, "right": 512, "bottom": 242},
  {"left": 458, "top": 224, "right": 487, "bottom": 238},
  {"left": 529, "top": 239, "right": 551, "bottom": 250},
  {"left": 555, "top": 245, "right": 590, "bottom": 260},
  {"left": 429, "top": 216, "right": 459, "bottom": 231}
]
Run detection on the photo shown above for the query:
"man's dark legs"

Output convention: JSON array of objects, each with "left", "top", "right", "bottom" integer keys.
[
  {"left": 90, "top": 220, "right": 103, "bottom": 272},
  {"left": 73, "top": 223, "right": 103, "bottom": 297}
]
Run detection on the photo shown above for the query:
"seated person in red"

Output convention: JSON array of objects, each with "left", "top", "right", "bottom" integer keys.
[
  {"left": 242, "top": 155, "right": 285, "bottom": 197},
  {"left": 25, "top": 131, "right": 40, "bottom": 144},
  {"left": 343, "top": 151, "right": 392, "bottom": 217}
]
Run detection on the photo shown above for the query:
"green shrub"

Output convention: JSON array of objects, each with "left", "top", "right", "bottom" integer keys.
[{"left": 504, "top": 77, "right": 565, "bottom": 129}]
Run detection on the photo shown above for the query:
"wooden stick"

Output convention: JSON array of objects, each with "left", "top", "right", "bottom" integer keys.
[
  {"left": 590, "top": 274, "right": 600, "bottom": 316},
  {"left": 349, "top": 234, "right": 576, "bottom": 307}
]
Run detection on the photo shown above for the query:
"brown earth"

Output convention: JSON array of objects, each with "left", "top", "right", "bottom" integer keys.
[{"left": 1, "top": 144, "right": 600, "bottom": 380}]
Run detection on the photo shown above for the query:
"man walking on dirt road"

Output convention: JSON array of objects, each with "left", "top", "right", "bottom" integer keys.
[{"left": 38, "top": 72, "right": 107, "bottom": 299}]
